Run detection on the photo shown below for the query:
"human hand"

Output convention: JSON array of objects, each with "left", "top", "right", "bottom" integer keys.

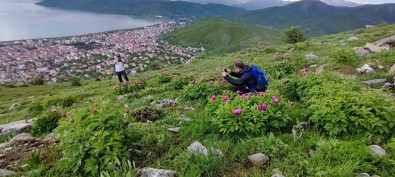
[
  {"left": 225, "top": 69, "right": 231, "bottom": 73},
  {"left": 222, "top": 71, "right": 228, "bottom": 77}
]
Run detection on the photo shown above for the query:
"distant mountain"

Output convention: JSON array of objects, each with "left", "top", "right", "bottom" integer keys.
[
  {"left": 37, "top": 0, "right": 246, "bottom": 18},
  {"left": 162, "top": 18, "right": 283, "bottom": 54},
  {"left": 235, "top": 0, "right": 395, "bottom": 36},
  {"left": 237, "top": 0, "right": 359, "bottom": 10}
]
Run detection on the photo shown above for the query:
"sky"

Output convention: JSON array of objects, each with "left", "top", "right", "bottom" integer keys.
[{"left": 182, "top": 0, "right": 395, "bottom": 5}]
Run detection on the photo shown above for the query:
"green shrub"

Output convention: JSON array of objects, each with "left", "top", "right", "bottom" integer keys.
[
  {"left": 31, "top": 111, "right": 62, "bottom": 136},
  {"left": 155, "top": 72, "right": 173, "bottom": 84},
  {"left": 114, "top": 80, "right": 145, "bottom": 95},
  {"left": 283, "top": 27, "right": 305, "bottom": 44},
  {"left": 295, "top": 42, "right": 309, "bottom": 51},
  {"left": 43, "top": 96, "right": 77, "bottom": 108},
  {"left": 208, "top": 92, "right": 293, "bottom": 135},
  {"left": 53, "top": 101, "right": 132, "bottom": 176},
  {"left": 331, "top": 48, "right": 358, "bottom": 63},
  {"left": 132, "top": 106, "right": 164, "bottom": 122},
  {"left": 28, "top": 102, "right": 44, "bottom": 116},
  {"left": 264, "top": 60, "right": 295, "bottom": 79},
  {"left": 70, "top": 77, "right": 82, "bottom": 86},
  {"left": 263, "top": 46, "right": 277, "bottom": 54},
  {"left": 30, "top": 76, "right": 45, "bottom": 85},
  {"left": 170, "top": 75, "right": 194, "bottom": 90}
]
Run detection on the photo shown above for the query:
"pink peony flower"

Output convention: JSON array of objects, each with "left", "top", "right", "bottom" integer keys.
[
  {"left": 237, "top": 90, "right": 241, "bottom": 94},
  {"left": 241, "top": 94, "right": 249, "bottom": 99},
  {"left": 258, "top": 104, "right": 268, "bottom": 111},
  {"left": 222, "top": 96, "right": 229, "bottom": 101},
  {"left": 233, "top": 109, "right": 243, "bottom": 115},
  {"left": 190, "top": 80, "right": 195, "bottom": 85},
  {"left": 258, "top": 92, "right": 264, "bottom": 96},
  {"left": 209, "top": 81, "right": 214, "bottom": 85},
  {"left": 92, "top": 109, "right": 98, "bottom": 115},
  {"left": 272, "top": 96, "right": 279, "bottom": 104},
  {"left": 211, "top": 95, "right": 216, "bottom": 101}
]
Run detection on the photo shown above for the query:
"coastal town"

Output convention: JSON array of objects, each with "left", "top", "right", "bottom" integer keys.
[{"left": 0, "top": 20, "right": 204, "bottom": 85}]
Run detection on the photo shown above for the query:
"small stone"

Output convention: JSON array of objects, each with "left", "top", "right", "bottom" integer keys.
[
  {"left": 272, "top": 174, "right": 284, "bottom": 177},
  {"left": 390, "top": 64, "right": 395, "bottom": 73},
  {"left": 4, "top": 147, "right": 13, "bottom": 152},
  {"left": 9, "top": 133, "right": 35, "bottom": 145},
  {"left": 305, "top": 54, "right": 319, "bottom": 60},
  {"left": 187, "top": 141, "right": 208, "bottom": 156},
  {"left": 150, "top": 101, "right": 157, "bottom": 106},
  {"left": 0, "top": 169, "right": 16, "bottom": 176},
  {"left": 356, "top": 173, "right": 370, "bottom": 177},
  {"left": 316, "top": 65, "right": 324, "bottom": 74},
  {"left": 369, "top": 145, "right": 386, "bottom": 156},
  {"left": 8, "top": 103, "right": 20, "bottom": 110},
  {"left": 146, "top": 120, "right": 153, "bottom": 124},
  {"left": 308, "top": 149, "right": 315, "bottom": 156},
  {"left": 210, "top": 147, "right": 223, "bottom": 156},
  {"left": 378, "top": 65, "right": 384, "bottom": 69},
  {"left": 348, "top": 37, "right": 359, "bottom": 41},
  {"left": 117, "top": 95, "right": 124, "bottom": 101},
  {"left": 356, "top": 64, "right": 375, "bottom": 74},
  {"left": 372, "top": 175, "right": 381, "bottom": 177},
  {"left": 353, "top": 47, "right": 371, "bottom": 57},
  {"left": 248, "top": 153, "right": 270, "bottom": 165},
  {"left": 0, "top": 154, "right": 3, "bottom": 158},
  {"left": 309, "top": 64, "right": 318, "bottom": 68},
  {"left": 184, "top": 106, "right": 195, "bottom": 111},
  {"left": 167, "top": 127, "right": 180, "bottom": 133},
  {"left": 176, "top": 118, "right": 192, "bottom": 122},
  {"left": 0, "top": 119, "right": 34, "bottom": 134},
  {"left": 50, "top": 106, "right": 57, "bottom": 112},
  {"left": 136, "top": 167, "right": 178, "bottom": 177},
  {"left": 363, "top": 79, "right": 387, "bottom": 85},
  {"left": 382, "top": 83, "right": 395, "bottom": 91}
]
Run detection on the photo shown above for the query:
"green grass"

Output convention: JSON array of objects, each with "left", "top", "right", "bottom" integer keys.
[
  {"left": 162, "top": 18, "right": 283, "bottom": 54},
  {"left": 1, "top": 23, "right": 395, "bottom": 177}
]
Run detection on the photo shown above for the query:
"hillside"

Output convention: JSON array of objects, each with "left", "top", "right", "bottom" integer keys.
[
  {"left": 236, "top": 0, "right": 358, "bottom": 10},
  {"left": 236, "top": 0, "right": 395, "bottom": 36},
  {"left": 162, "top": 18, "right": 283, "bottom": 54},
  {"left": 36, "top": 0, "right": 246, "bottom": 18},
  {"left": 0, "top": 23, "right": 395, "bottom": 176}
]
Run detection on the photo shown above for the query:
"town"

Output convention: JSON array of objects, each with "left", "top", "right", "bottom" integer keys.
[{"left": 0, "top": 20, "right": 204, "bottom": 85}]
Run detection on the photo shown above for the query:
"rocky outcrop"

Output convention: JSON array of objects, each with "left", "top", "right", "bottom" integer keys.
[
  {"left": 136, "top": 167, "right": 178, "bottom": 177},
  {"left": 364, "top": 35, "right": 395, "bottom": 53},
  {"left": 0, "top": 119, "right": 34, "bottom": 134}
]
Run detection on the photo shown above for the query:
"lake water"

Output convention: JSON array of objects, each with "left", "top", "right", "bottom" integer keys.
[{"left": 0, "top": 0, "right": 161, "bottom": 41}]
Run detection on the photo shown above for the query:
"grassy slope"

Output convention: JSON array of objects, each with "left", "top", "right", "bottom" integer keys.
[
  {"left": 162, "top": 18, "right": 283, "bottom": 54},
  {"left": 1, "top": 24, "right": 395, "bottom": 176}
]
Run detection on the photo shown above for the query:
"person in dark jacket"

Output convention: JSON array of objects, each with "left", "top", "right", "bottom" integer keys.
[{"left": 222, "top": 59, "right": 266, "bottom": 93}]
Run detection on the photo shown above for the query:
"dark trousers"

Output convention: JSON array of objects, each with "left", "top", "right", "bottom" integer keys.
[
  {"left": 116, "top": 70, "right": 129, "bottom": 83},
  {"left": 233, "top": 85, "right": 267, "bottom": 93}
]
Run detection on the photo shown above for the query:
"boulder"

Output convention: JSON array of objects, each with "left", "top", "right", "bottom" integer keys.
[
  {"left": 9, "top": 133, "right": 35, "bottom": 145},
  {"left": 356, "top": 64, "right": 375, "bottom": 74},
  {"left": 390, "top": 64, "right": 395, "bottom": 73},
  {"left": 382, "top": 83, "right": 395, "bottom": 91},
  {"left": 364, "top": 35, "right": 395, "bottom": 53},
  {"left": 0, "top": 119, "right": 34, "bottom": 134},
  {"left": 363, "top": 79, "right": 387, "bottom": 85},
  {"left": 136, "top": 167, "right": 178, "bottom": 177},
  {"left": 353, "top": 47, "right": 371, "bottom": 57},
  {"left": 0, "top": 169, "right": 16, "bottom": 176},
  {"left": 8, "top": 103, "right": 20, "bottom": 110},
  {"left": 369, "top": 145, "right": 386, "bottom": 157},
  {"left": 348, "top": 37, "right": 359, "bottom": 41},
  {"left": 187, "top": 141, "right": 208, "bottom": 156},
  {"left": 305, "top": 54, "right": 319, "bottom": 60},
  {"left": 248, "top": 153, "right": 270, "bottom": 165},
  {"left": 167, "top": 127, "right": 180, "bottom": 133}
]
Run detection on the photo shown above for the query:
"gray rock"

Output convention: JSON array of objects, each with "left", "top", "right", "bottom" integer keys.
[
  {"left": 210, "top": 147, "right": 223, "bottom": 156},
  {"left": 353, "top": 47, "right": 371, "bottom": 57},
  {"left": 0, "top": 169, "right": 16, "bottom": 176},
  {"left": 390, "top": 64, "right": 395, "bottom": 73},
  {"left": 158, "top": 99, "right": 178, "bottom": 108},
  {"left": 145, "top": 95, "right": 154, "bottom": 101},
  {"left": 184, "top": 106, "right": 195, "bottom": 111},
  {"left": 309, "top": 64, "right": 318, "bottom": 68},
  {"left": 348, "top": 37, "right": 359, "bottom": 41},
  {"left": 363, "top": 79, "right": 387, "bottom": 85},
  {"left": 308, "top": 149, "right": 316, "bottom": 156},
  {"left": 0, "top": 119, "right": 34, "bottom": 134},
  {"left": 316, "top": 65, "right": 324, "bottom": 74},
  {"left": 8, "top": 103, "right": 20, "bottom": 110},
  {"left": 248, "top": 153, "right": 270, "bottom": 165},
  {"left": 0, "top": 143, "right": 10, "bottom": 149},
  {"left": 369, "top": 145, "right": 386, "bottom": 156},
  {"left": 382, "top": 83, "right": 395, "bottom": 91},
  {"left": 167, "top": 127, "right": 180, "bottom": 133},
  {"left": 117, "top": 95, "right": 124, "bottom": 101},
  {"left": 272, "top": 174, "right": 285, "bottom": 177},
  {"left": 176, "top": 118, "right": 192, "bottom": 122},
  {"left": 356, "top": 64, "right": 375, "bottom": 74},
  {"left": 356, "top": 173, "right": 370, "bottom": 177},
  {"left": 4, "top": 147, "right": 13, "bottom": 152},
  {"left": 364, "top": 35, "right": 395, "bottom": 53},
  {"left": 151, "top": 101, "right": 158, "bottom": 106},
  {"left": 187, "top": 141, "right": 208, "bottom": 156},
  {"left": 9, "top": 133, "right": 35, "bottom": 145},
  {"left": 305, "top": 54, "right": 319, "bottom": 60},
  {"left": 136, "top": 167, "right": 178, "bottom": 177}
]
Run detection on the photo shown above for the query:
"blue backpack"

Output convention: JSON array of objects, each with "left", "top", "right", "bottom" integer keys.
[{"left": 250, "top": 65, "right": 268, "bottom": 92}]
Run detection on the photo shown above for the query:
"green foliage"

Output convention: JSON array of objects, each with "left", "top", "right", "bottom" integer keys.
[
  {"left": 43, "top": 95, "right": 77, "bottom": 108},
  {"left": 170, "top": 75, "right": 194, "bottom": 90},
  {"left": 282, "top": 27, "right": 305, "bottom": 44},
  {"left": 331, "top": 48, "right": 358, "bottom": 63},
  {"left": 54, "top": 101, "right": 132, "bottom": 176},
  {"left": 114, "top": 80, "right": 145, "bottom": 95},
  {"left": 155, "top": 72, "right": 173, "bottom": 84},
  {"left": 264, "top": 60, "right": 295, "bottom": 79},
  {"left": 70, "top": 77, "right": 82, "bottom": 86},
  {"left": 31, "top": 111, "right": 62, "bottom": 136},
  {"left": 209, "top": 93, "right": 293, "bottom": 135},
  {"left": 132, "top": 107, "right": 164, "bottom": 122},
  {"left": 30, "top": 76, "right": 45, "bottom": 85},
  {"left": 180, "top": 81, "right": 229, "bottom": 102},
  {"left": 148, "top": 60, "right": 161, "bottom": 70},
  {"left": 263, "top": 46, "right": 277, "bottom": 54},
  {"left": 28, "top": 101, "right": 44, "bottom": 116}
]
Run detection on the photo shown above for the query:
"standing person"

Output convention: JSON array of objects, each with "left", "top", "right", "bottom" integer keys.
[
  {"left": 114, "top": 54, "right": 129, "bottom": 83},
  {"left": 222, "top": 59, "right": 268, "bottom": 93}
]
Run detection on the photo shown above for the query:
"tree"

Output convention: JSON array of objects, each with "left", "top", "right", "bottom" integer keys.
[
  {"left": 282, "top": 27, "right": 305, "bottom": 44},
  {"left": 70, "top": 77, "right": 82, "bottom": 86},
  {"left": 29, "top": 75, "right": 45, "bottom": 85}
]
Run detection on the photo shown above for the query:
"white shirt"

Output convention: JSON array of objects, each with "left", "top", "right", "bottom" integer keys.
[{"left": 115, "top": 61, "right": 125, "bottom": 72}]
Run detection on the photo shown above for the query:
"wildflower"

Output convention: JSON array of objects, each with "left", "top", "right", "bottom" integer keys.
[
  {"left": 211, "top": 95, "right": 216, "bottom": 101},
  {"left": 237, "top": 90, "right": 241, "bottom": 94},
  {"left": 258, "top": 104, "right": 267, "bottom": 111},
  {"left": 92, "top": 109, "right": 98, "bottom": 115},
  {"left": 209, "top": 81, "right": 214, "bottom": 85},
  {"left": 258, "top": 92, "right": 264, "bottom": 96},
  {"left": 272, "top": 96, "right": 279, "bottom": 104},
  {"left": 222, "top": 96, "right": 228, "bottom": 101},
  {"left": 190, "top": 80, "right": 195, "bottom": 85},
  {"left": 233, "top": 109, "right": 243, "bottom": 115}
]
